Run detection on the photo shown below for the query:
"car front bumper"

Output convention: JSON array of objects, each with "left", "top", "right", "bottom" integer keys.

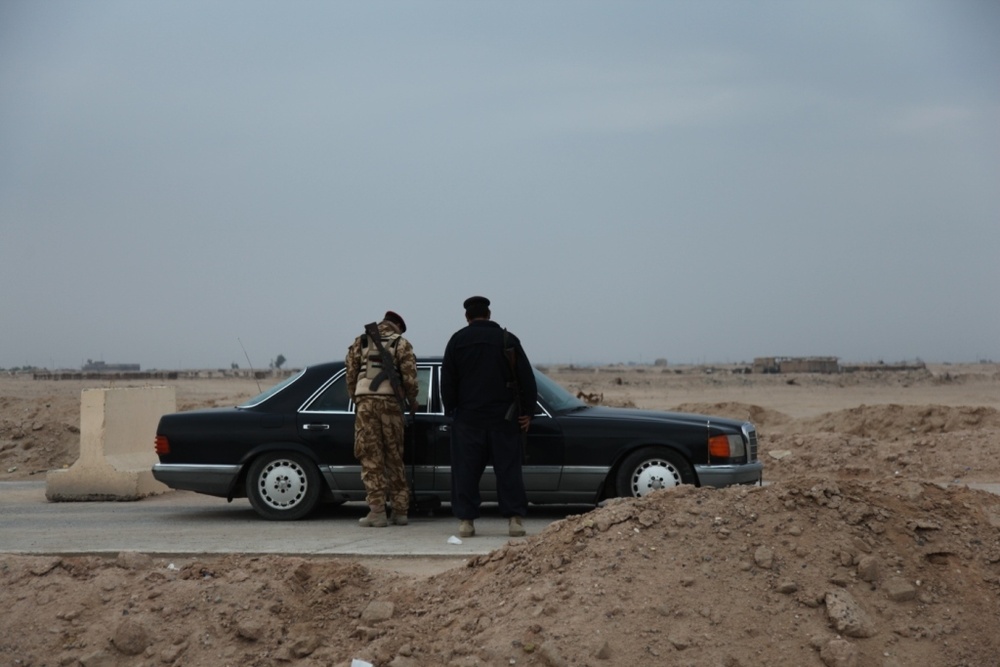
[{"left": 694, "top": 460, "right": 764, "bottom": 488}]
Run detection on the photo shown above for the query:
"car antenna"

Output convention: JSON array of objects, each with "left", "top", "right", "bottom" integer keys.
[{"left": 238, "top": 337, "right": 262, "bottom": 393}]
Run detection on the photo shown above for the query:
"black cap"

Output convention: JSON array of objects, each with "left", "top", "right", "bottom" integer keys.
[
  {"left": 383, "top": 310, "right": 406, "bottom": 333},
  {"left": 463, "top": 296, "right": 490, "bottom": 318}
]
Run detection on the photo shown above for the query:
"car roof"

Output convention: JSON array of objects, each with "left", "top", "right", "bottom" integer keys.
[{"left": 305, "top": 356, "right": 444, "bottom": 373}]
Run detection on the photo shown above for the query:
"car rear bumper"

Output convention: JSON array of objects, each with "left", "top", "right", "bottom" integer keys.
[
  {"left": 695, "top": 461, "right": 764, "bottom": 488},
  {"left": 152, "top": 463, "right": 241, "bottom": 497}
]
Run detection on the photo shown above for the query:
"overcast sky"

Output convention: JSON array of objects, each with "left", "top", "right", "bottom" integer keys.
[{"left": 2, "top": 1, "right": 997, "bottom": 370}]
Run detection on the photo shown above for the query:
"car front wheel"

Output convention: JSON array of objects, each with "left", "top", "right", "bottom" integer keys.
[
  {"left": 246, "top": 452, "right": 321, "bottom": 520},
  {"left": 615, "top": 447, "right": 695, "bottom": 498}
]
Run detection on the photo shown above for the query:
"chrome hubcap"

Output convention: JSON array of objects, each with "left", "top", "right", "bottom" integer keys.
[
  {"left": 631, "top": 459, "right": 680, "bottom": 497},
  {"left": 258, "top": 459, "right": 307, "bottom": 509}
]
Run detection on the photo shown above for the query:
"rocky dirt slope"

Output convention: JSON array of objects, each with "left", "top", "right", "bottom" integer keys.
[{"left": 2, "top": 478, "right": 998, "bottom": 666}]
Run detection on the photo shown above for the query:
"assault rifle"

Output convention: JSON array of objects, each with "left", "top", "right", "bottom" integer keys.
[
  {"left": 502, "top": 329, "right": 521, "bottom": 424},
  {"left": 364, "top": 322, "right": 413, "bottom": 419},
  {"left": 503, "top": 329, "right": 529, "bottom": 461}
]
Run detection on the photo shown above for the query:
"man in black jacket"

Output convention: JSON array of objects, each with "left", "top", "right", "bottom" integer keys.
[{"left": 441, "top": 296, "right": 537, "bottom": 538}]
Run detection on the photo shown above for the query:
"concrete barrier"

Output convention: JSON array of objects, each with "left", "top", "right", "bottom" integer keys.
[{"left": 45, "top": 387, "right": 176, "bottom": 501}]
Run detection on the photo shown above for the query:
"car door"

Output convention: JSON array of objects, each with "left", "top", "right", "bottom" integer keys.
[
  {"left": 398, "top": 364, "right": 438, "bottom": 497},
  {"left": 426, "top": 363, "right": 566, "bottom": 501},
  {"left": 297, "top": 366, "right": 437, "bottom": 495},
  {"left": 520, "top": 400, "right": 565, "bottom": 499},
  {"left": 472, "top": 398, "right": 566, "bottom": 500},
  {"left": 295, "top": 369, "right": 362, "bottom": 493},
  {"left": 412, "top": 363, "right": 452, "bottom": 500}
]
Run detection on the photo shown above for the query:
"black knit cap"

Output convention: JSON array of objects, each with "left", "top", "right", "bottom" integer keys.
[
  {"left": 383, "top": 310, "right": 406, "bottom": 333},
  {"left": 463, "top": 296, "right": 490, "bottom": 318}
]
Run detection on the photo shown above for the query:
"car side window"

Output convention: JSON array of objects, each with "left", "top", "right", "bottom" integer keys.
[
  {"left": 306, "top": 374, "right": 351, "bottom": 412},
  {"left": 305, "top": 367, "right": 434, "bottom": 414},
  {"left": 415, "top": 366, "right": 431, "bottom": 413}
]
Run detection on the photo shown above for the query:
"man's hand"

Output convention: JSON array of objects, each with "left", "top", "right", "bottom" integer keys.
[{"left": 518, "top": 415, "right": 531, "bottom": 432}]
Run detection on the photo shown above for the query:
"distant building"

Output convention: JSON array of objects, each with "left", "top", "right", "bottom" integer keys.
[
  {"left": 82, "top": 360, "right": 141, "bottom": 372},
  {"left": 753, "top": 356, "right": 839, "bottom": 374}
]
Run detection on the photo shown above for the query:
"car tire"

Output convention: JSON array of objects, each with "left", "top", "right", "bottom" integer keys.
[
  {"left": 615, "top": 447, "right": 695, "bottom": 498},
  {"left": 246, "top": 452, "right": 321, "bottom": 520}
]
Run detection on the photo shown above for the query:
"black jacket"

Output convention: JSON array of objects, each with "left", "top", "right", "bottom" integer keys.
[{"left": 441, "top": 320, "right": 537, "bottom": 427}]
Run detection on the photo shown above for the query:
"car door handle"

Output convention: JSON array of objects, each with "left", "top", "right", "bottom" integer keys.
[
  {"left": 303, "top": 423, "right": 330, "bottom": 431},
  {"left": 438, "top": 425, "right": 450, "bottom": 432}
]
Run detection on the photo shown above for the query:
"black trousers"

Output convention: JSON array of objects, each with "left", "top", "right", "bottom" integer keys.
[{"left": 450, "top": 420, "right": 527, "bottom": 520}]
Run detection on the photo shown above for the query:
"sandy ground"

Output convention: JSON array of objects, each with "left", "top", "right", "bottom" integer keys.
[{"left": 2, "top": 362, "right": 999, "bottom": 666}]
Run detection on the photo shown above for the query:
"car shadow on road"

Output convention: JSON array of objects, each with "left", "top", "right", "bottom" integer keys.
[{"left": 310, "top": 500, "right": 597, "bottom": 522}]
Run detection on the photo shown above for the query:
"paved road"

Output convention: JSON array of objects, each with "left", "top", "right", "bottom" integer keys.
[
  {"left": 2, "top": 481, "right": 996, "bottom": 559},
  {"left": 0, "top": 482, "right": 586, "bottom": 559}
]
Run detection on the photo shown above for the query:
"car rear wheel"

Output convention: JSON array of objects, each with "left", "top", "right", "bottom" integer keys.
[
  {"left": 246, "top": 452, "right": 321, "bottom": 520},
  {"left": 615, "top": 447, "right": 695, "bottom": 498}
]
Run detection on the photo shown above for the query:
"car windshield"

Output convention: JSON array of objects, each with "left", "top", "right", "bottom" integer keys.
[
  {"left": 238, "top": 369, "right": 306, "bottom": 408},
  {"left": 534, "top": 368, "right": 586, "bottom": 413}
]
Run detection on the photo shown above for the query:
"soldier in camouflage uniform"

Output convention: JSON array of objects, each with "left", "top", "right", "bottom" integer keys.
[{"left": 345, "top": 311, "right": 419, "bottom": 527}]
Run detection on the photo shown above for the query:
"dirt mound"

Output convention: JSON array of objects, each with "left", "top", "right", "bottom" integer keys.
[
  {"left": 756, "top": 404, "right": 1000, "bottom": 484},
  {"left": 2, "top": 477, "right": 999, "bottom": 666},
  {"left": 932, "top": 368, "right": 1000, "bottom": 385},
  {"left": 800, "top": 404, "right": 1000, "bottom": 439},
  {"left": 0, "top": 394, "right": 79, "bottom": 476},
  {"left": 446, "top": 478, "right": 1000, "bottom": 666}
]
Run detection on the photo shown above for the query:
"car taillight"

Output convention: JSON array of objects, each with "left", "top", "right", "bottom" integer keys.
[
  {"left": 708, "top": 434, "right": 745, "bottom": 459},
  {"left": 154, "top": 435, "right": 170, "bottom": 455}
]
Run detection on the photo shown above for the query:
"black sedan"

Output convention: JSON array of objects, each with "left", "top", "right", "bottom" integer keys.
[{"left": 153, "top": 359, "right": 763, "bottom": 520}]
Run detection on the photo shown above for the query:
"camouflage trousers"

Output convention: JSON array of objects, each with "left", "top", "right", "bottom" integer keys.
[{"left": 354, "top": 396, "right": 409, "bottom": 513}]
